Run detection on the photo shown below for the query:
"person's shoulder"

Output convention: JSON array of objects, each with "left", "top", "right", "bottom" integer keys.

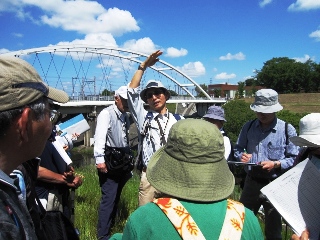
[
  {"left": 276, "top": 118, "right": 296, "bottom": 132},
  {"left": 129, "top": 202, "right": 163, "bottom": 220},
  {"left": 99, "top": 105, "right": 115, "bottom": 115},
  {"left": 168, "top": 113, "right": 183, "bottom": 121}
]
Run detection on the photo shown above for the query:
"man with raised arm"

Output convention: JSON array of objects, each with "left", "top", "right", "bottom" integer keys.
[{"left": 128, "top": 50, "right": 182, "bottom": 206}]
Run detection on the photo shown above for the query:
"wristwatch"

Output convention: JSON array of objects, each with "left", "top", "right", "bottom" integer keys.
[
  {"left": 138, "top": 65, "right": 146, "bottom": 71},
  {"left": 274, "top": 161, "right": 280, "bottom": 169}
]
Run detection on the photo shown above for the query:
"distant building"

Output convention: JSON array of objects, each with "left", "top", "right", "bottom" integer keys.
[{"left": 208, "top": 83, "right": 265, "bottom": 98}]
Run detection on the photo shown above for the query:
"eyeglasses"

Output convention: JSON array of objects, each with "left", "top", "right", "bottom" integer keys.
[
  {"left": 49, "top": 109, "right": 60, "bottom": 123},
  {"left": 146, "top": 89, "right": 164, "bottom": 99}
]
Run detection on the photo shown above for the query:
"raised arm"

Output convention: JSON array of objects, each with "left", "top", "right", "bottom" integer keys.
[{"left": 129, "top": 50, "right": 163, "bottom": 88}]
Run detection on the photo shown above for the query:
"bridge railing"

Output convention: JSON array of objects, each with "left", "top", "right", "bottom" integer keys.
[{"left": 69, "top": 95, "right": 228, "bottom": 102}]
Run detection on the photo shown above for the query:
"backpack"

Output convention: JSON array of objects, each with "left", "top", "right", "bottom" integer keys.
[{"left": 135, "top": 112, "right": 182, "bottom": 172}]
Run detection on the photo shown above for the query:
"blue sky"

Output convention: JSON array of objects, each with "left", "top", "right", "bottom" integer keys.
[{"left": 0, "top": 0, "right": 319, "bottom": 91}]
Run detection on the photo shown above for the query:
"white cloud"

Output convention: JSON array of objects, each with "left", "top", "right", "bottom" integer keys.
[
  {"left": 288, "top": 0, "right": 320, "bottom": 11},
  {"left": 212, "top": 67, "right": 218, "bottom": 72},
  {"left": 12, "top": 32, "right": 23, "bottom": 38},
  {"left": 293, "top": 54, "right": 315, "bottom": 62},
  {"left": 176, "top": 61, "right": 205, "bottom": 78},
  {"left": 122, "top": 37, "right": 159, "bottom": 54},
  {"left": 56, "top": 33, "right": 117, "bottom": 47},
  {"left": 165, "top": 47, "right": 188, "bottom": 58},
  {"left": 309, "top": 29, "right": 320, "bottom": 41},
  {"left": 0, "top": 1, "right": 140, "bottom": 36},
  {"left": 259, "top": 0, "right": 273, "bottom": 8},
  {"left": 0, "top": 48, "right": 10, "bottom": 54},
  {"left": 215, "top": 72, "right": 236, "bottom": 80},
  {"left": 219, "top": 52, "right": 245, "bottom": 61}
]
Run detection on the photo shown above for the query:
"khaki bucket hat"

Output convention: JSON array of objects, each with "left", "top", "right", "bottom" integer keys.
[{"left": 147, "top": 118, "right": 235, "bottom": 202}]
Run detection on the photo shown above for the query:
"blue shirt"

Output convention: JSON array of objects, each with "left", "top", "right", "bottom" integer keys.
[
  {"left": 94, "top": 104, "right": 130, "bottom": 164},
  {"left": 235, "top": 117, "right": 299, "bottom": 179}
]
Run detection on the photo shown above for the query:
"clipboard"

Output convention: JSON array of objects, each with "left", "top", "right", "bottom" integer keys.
[{"left": 227, "top": 161, "right": 259, "bottom": 166}]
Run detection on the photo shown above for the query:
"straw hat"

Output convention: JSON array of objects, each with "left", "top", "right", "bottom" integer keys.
[{"left": 147, "top": 119, "right": 234, "bottom": 202}]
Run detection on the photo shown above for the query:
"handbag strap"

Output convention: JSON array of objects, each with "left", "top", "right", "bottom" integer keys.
[
  {"left": 218, "top": 199, "right": 245, "bottom": 240},
  {"left": 153, "top": 198, "right": 205, "bottom": 239},
  {"left": 155, "top": 115, "right": 169, "bottom": 146},
  {"left": 153, "top": 198, "right": 245, "bottom": 240}
]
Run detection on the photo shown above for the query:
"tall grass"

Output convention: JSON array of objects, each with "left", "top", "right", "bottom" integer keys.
[
  {"left": 74, "top": 165, "right": 140, "bottom": 239},
  {"left": 74, "top": 165, "right": 294, "bottom": 239}
]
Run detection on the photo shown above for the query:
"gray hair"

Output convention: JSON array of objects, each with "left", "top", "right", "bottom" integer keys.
[{"left": 0, "top": 97, "right": 49, "bottom": 138}]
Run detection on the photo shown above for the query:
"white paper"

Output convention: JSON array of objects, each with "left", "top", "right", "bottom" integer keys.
[
  {"left": 52, "top": 140, "right": 73, "bottom": 165},
  {"left": 261, "top": 160, "right": 320, "bottom": 240},
  {"left": 58, "top": 114, "right": 90, "bottom": 136}
]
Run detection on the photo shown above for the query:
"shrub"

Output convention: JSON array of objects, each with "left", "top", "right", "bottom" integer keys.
[{"left": 222, "top": 99, "right": 255, "bottom": 143}]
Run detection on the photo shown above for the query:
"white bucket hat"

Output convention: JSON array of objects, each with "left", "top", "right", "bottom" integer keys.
[
  {"left": 140, "top": 80, "right": 170, "bottom": 103},
  {"left": 290, "top": 113, "right": 320, "bottom": 147},
  {"left": 250, "top": 89, "right": 283, "bottom": 113}
]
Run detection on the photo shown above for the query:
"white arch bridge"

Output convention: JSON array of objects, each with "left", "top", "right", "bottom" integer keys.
[{"left": 2, "top": 45, "right": 227, "bottom": 145}]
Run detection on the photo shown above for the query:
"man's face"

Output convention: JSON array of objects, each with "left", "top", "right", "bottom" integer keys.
[
  {"left": 204, "top": 118, "right": 224, "bottom": 129},
  {"left": 255, "top": 112, "right": 276, "bottom": 126},
  {"left": 115, "top": 96, "right": 129, "bottom": 113},
  {"left": 145, "top": 88, "right": 167, "bottom": 113},
  {"left": 30, "top": 103, "right": 53, "bottom": 157}
]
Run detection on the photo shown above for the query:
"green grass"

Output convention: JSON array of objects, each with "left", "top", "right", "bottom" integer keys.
[
  {"left": 74, "top": 164, "right": 294, "bottom": 239},
  {"left": 74, "top": 165, "right": 140, "bottom": 239}
]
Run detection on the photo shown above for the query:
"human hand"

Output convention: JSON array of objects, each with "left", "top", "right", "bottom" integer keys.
[
  {"left": 69, "top": 176, "right": 83, "bottom": 189},
  {"left": 291, "top": 229, "right": 309, "bottom": 240},
  {"left": 260, "top": 160, "right": 276, "bottom": 172},
  {"left": 241, "top": 153, "right": 252, "bottom": 163},
  {"left": 71, "top": 133, "right": 79, "bottom": 141},
  {"left": 140, "top": 50, "right": 162, "bottom": 69},
  {"left": 96, "top": 162, "right": 108, "bottom": 173},
  {"left": 64, "top": 171, "right": 75, "bottom": 183}
]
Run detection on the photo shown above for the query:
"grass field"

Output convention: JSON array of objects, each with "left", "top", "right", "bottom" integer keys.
[
  {"left": 73, "top": 92, "right": 318, "bottom": 239},
  {"left": 74, "top": 164, "right": 294, "bottom": 240},
  {"left": 244, "top": 92, "right": 320, "bottom": 114}
]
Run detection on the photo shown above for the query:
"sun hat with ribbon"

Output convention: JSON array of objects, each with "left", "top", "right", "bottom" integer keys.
[
  {"left": 290, "top": 113, "right": 320, "bottom": 147},
  {"left": 146, "top": 118, "right": 235, "bottom": 202},
  {"left": 140, "top": 80, "right": 170, "bottom": 103},
  {"left": 0, "top": 55, "right": 69, "bottom": 111},
  {"left": 250, "top": 89, "right": 283, "bottom": 113}
]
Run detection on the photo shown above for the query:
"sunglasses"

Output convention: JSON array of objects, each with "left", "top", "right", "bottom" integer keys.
[{"left": 146, "top": 89, "right": 164, "bottom": 99}]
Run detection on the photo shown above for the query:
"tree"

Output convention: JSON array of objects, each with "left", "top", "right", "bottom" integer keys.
[
  {"left": 195, "top": 84, "right": 208, "bottom": 97},
  {"left": 244, "top": 78, "right": 257, "bottom": 86},
  {"left": 168, "top": 90, "right": 178, "bottom": 96},
  {"left": 237, "top": 81, "right": 245, "bottom": 98},
  {"left": 101, "top": 89, "right": 112, "bottom": 96},
  {"left": 255, "top": 57, "right": 320, "bottom": 93},
  {"left": 213, "top": 88, "right": 221, "bottom": 98}
]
